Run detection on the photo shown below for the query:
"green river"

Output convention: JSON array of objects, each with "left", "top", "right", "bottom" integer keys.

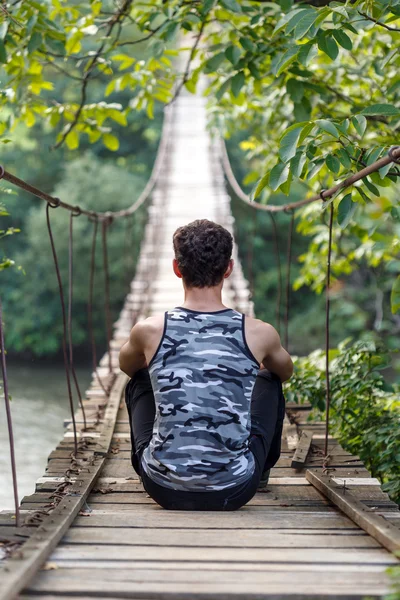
[{"left": 0, "top": 360, "right": 91, "bottom": 510}]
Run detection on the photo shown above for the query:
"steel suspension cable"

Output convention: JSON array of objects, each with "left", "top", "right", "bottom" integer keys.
[
  {"left": 324, "top": 201, "right": 335, "bottom": 458},
  {"left": 284, "top": 210, "right": 295, "bottom": 350},
  {"left": 247, "top": 210, "right": 256, "bottom": 297},
  {"left": 0, "top": 299, "right": 20, "bottom": 527},
  {"left": 220, "top": 140, "right": 400, "bottom": 213},
  {"left": 68, "top": 211, "right": 87, "bottom": 431},
  {"left": 46, "top": 203, "right": 78, "bottom": 457},
  {"left": 269, "top": 213, "right": 282, "bottom": 334},
  {"left": 88, "top": 218, "right": 108, "bottom": 395},
  {"left": 102, "top": 219, "right": 113, "bottom": 375}
]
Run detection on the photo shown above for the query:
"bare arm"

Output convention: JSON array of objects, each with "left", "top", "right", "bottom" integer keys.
[
  {"left": 119, "top": 322, "right": 147, "bottom": 378},
  {"left": 261, "top": 324, "right": 293, "bottom": 383}
]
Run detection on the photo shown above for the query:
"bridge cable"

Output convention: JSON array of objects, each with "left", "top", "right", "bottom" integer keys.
[
  {"left": 0, "top": 299, "right": 20, "bottom": 527},
  {"left": 284, "top": 209, "right": 295, "bottom": 350},
  {"left": 246, "top": 211, "right": 256, "bottom": 297},
  {"left": 46, "top": 202, "right": 78, "bottom": 457},
  {"left": 88, "top": 217, "right": 109, "bottom": 395},
  {"left": 323, "top": 196, "right": 334, "bottom": 458},
  {"left": 220, "top": 140, "right": 400, "bottom": 213},
  {"left": 68, "top": 211, "right": 87, "bottom": 431},
  {"left": 269, "top": 213, "right": 282, "bottom": 334},
  {"left": 0, "top": 105, "right": 173, "bottom": 221},
  {"left": 101, "top": 218, "right": 113, "bottom": 375}
]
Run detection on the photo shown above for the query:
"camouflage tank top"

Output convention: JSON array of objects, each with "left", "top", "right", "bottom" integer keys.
[{"left": 141, "top": 307, "right": 259, "bottom": 492}]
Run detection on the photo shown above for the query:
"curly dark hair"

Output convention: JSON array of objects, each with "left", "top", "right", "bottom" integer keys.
[{"left": 173, "top": 220, "right": 233, "bottom": 288}]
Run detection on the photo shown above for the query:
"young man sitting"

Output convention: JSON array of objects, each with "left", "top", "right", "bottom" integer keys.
[{"left": 119, "top": 219, "right": 293, "bottom": 511}]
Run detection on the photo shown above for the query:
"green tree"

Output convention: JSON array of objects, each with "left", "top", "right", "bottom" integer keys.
[{"left": 2, "top": 153, "right": 148, "bottom": 356}]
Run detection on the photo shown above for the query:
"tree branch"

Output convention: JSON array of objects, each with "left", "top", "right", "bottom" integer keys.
[
  {"left": 358, "top": 11, "right": 400, "bottom": 32},
  {"left": 53, "top": 0, "right": 133, "bottom": 150},
  {"left": 167, "top": 18, "right": 207, "bottom": 105}
]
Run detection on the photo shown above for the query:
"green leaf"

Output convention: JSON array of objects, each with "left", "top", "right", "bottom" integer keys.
[
  {"left": 239, "top": 37, "right": 256, "bottom": 53},
  {"left": 0, "top": 40, "right": 7, "bottom": 63},
  {"left": 286, "top": 78, "right": 304, "bottom": 102},
  {"left": 361, "top": 104, "right": 400, "bottom": 117},
  {"left": 204, "top": 52, "right": 225, "bottom": 73},
  {"left": 298, "top": 42, "right": 318, "bottom": 67},
  {"left": 220, "top": 0, "right": 242, "bottom": 12},
  {"left": 231, "top": 71, "right": 245, "bottom": 97},
  {"left": 164, "top": 22, "right": 179, "bottom": 41},
  {"left": 215, "top": 78, "right": 231, "bottom": 100},
  {"left": 291, "top": 151, "right": 307, "bottom": 178},
  {"left": 391, "top": 275, "right": 400, "bottom": 314},
  {"left": 279, "top": 125, "right": 303, "bottom": 163},
  {"left": 28, "top": 32, "right": 43, "bottom": 54},
  {"left": 338, "top": 192, "right": 356, "bottom": 229},
  {"left": 285, "top": 9, "right": 312, "bottom": 34},
  {"left": 184, "top": 78, "right": 197, "bottom": 94},
  {"left": 200, "top": 0, "right": 215, "bottom": 16},
  {"left": 351, "top": 114, "right": 367, "bottom": 137},
  {"left": 225, "top": 45, "right": 241, "bottom": 66},
  {"left": 269, "top": 162, "right": 290, "bottom": 191},
  {"left": 103, "top": 133, "right": 119, "bottom": 151},
  {"left": 65, "top": 129, "right": 79, "bottom": 150},
  {"left": 293, "top": 10, "right": 318, "bottom": 40},
  {"left": 362, "top": 177, "right": 380, "bottom": 197},
  {"left": 337, "top": 148, "right": 351, "bottom": 169},
  {"left": 332, "top": 29, "right": 352, "bottom": 50},
  {"left": 317, "top": 34, "right": 339, "bottom": 61},
  {"left": 316, "top": 119, "right": 340, "bottom": 138},
  {"left": 275, "top": 46, "right": 298, "bottom": 77},
  {"left": 252, "top": 172, "right": 270, "bottom": 200},
  {"left": 306, "top": 158, "right": 325, "bottom": 180},
  {"left": 45, "top": 35, "right": 66, "bottom": 55},
  {"left": 273, "top": 8, "right": 306, "bottom": 35},
  {"left": 326, "top": 154, "right": 341, "bottom": 174},
  {"left": 0, "top": 21, "right": 8, "bottom": 40}
]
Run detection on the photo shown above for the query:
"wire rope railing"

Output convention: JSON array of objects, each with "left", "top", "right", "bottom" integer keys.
[{"left": 0, "top": 104, "right": 174, "bottom": 521}]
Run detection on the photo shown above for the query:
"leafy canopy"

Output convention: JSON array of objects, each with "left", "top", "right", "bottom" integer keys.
[{"left": 0, "top": 0, "right": 399, "bottom": 313}]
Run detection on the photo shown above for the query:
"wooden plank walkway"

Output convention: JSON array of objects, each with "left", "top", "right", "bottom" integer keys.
[{"left": 1, "top": 89, "right": 399, "bottom": 599}]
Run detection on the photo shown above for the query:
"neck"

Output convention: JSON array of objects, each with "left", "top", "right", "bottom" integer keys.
[{"left": 181, "top": 284, "right": 226, "bottom": 312}]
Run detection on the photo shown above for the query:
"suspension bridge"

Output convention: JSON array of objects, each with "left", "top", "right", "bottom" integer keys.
[{"left": 0, "top": 85, "right": 400, "bottom": 600}]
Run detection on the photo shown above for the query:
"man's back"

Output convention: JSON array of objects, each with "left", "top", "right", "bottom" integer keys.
[{"left": 141, "top": 307, "right": 259, "bottom": 491}]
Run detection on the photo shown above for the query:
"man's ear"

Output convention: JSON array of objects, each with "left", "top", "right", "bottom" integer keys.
[
  {"left": 224, "top": 259, "right": 234, "bottom": 279},
  {"left": 173, "top": 258, "right": 182, "bottom": 279}
]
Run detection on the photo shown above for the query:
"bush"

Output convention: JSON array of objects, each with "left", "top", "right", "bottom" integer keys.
[{"left": 285, "top": 339, "right": 400, "bottom": 503}]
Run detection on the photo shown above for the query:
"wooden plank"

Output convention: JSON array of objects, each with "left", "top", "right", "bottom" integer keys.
[
  {"left": 22, "top": 568, "right": 393, "bottom": 596},
  {"left": 306, "top": 470, "right": 400, "bottom": 553},
  {"left": 54, "top": 528, "right": 380, "bottom": 548},
  {"left": 0, "top": 373, "right": 127, "bottom": 600},
  {"left": 32, "top": 561, "right": 393, "bottom": 574},
  {"left": 291, "top": 431, "right": 312, "bottom": 469},
  {"left": 70, "top": 511, "right": 360, "bottom": 530}
]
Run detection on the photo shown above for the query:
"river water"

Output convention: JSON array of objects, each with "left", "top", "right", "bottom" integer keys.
[{"left": 0, "top": 360, "right": 91, "bottom": 510}]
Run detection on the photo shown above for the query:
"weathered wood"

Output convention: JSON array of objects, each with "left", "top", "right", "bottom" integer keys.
[
  {"left": 23, "top": 568, "right": 393, "bottom": 596},
  {"left": 306, "top": 470, "right": 400, "bottom": 553},
  {"left": 55, "top": 528, "right": 380, "bottom": 548},
  {"left": 291, "top": 431, "right": 313, "bottom": 469},
  {"left": 70, "top": 511, "right": 359, "bottom": 530},
  {"left": 28, "top": 532, "right": 400, "bottom": 565},
  {"left": 0, "top": 373, "right": 127, "bottom": 600}
]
